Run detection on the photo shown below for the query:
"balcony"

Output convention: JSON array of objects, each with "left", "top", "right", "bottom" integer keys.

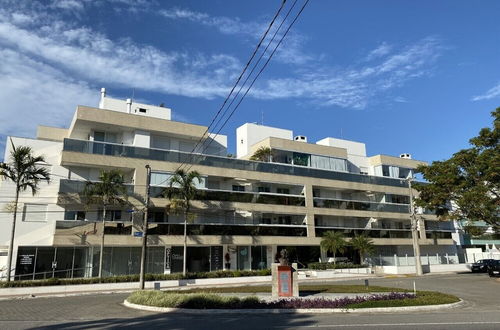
[
  {"left": 63, "top": 138, "right": 410, "bottom": 188},
  {"left": 313, "top": 197, "right": 410, "bottom": 213},
  {"left": 315, "top": 227, "right": 413, "bottom": 239},
  {"left": 59, "top": 179, "right": 134, "bottom": 194},
  {"left": 150, "top": 186, "right": 305, "bottom": 207}
]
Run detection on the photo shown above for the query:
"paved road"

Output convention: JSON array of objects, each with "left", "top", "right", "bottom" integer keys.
[{"left": 0, "top": 273, "right": 499, "bottom": 329}]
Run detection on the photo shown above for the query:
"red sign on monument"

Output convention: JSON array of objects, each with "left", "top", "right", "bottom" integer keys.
[{"left": 277, "top": 265, "right": 293, "bottom": 297}]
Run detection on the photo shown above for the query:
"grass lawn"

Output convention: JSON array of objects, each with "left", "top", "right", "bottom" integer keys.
[{"left": 165, "top": 284, "right": 410, "bottom": 294}]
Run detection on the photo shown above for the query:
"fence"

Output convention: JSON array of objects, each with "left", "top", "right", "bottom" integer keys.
[{"left": 368, "top": 252, "right": 464, "bottom": 266}]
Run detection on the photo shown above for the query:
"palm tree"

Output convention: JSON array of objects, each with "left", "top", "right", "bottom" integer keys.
[
  {"left": 250, "top": 146, "right": 273, "bottom": 162},
  {"left": 83, "top": 169, "right": 127, "bottom": 279},
  {"left": 350, "top": 234, "right": 375, "bottom": 265},
  {"left": 0, "top": 142, "right": 50, "bottom": 282},
  {"left": 164, "top": 169, "right": 201, "bottom": 276},
  {"left": 320, "top": 231, "right": 347, "bottom": 265}
]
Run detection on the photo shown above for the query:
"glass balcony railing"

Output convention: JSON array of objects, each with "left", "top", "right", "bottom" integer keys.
[
  {"left": 147, "top": 223, "right": 307, "bottom": 236},
  {"left": 313, "top": 197, "right": 410, "bottom": 213},
  {"left": 150, "top": 186, "right": 305, "bottom": 206},
  {"left": 63, "top": 139, "right": 410, "bottom": 188},
  {"left": 315, "top": 227, "right": 413, "bottom": 239},
  {"left": 59, "top": 179, "right": 134, "bottom": 194}
]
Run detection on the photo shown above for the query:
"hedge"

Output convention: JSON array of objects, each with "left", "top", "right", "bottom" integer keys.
[{"left": 0, "top": 269, "right": 271, "bottom": 288}]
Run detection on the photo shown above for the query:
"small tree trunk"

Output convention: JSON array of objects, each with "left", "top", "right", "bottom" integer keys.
[
  {"left": 182, "top": 210, "right": 188, "bottom": 276},
  {"left": 333, "top": 251, "right": 336, "bottom": 265},
  {"left": 360, "top": 251, "right": 364, "bottom": 265},
  {"left": 6, "top": 187, "right": 20, "bottom": 282},
  {"left": 98, "top": 205, "right": 106, "bottom": 280}
]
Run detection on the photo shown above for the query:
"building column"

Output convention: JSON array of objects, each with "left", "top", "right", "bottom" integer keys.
[{"left": 304, "top": 184, "right": 316, "bottom": 238}]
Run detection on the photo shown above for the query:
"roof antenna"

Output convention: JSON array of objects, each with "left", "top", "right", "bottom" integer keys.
[{"left": 132, "top": 88, "right": 135, "bottom": 101}]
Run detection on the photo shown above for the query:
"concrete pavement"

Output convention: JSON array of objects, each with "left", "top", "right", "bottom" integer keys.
[{"left": 0, "top": 273, "right": 498, "bottom": 329}]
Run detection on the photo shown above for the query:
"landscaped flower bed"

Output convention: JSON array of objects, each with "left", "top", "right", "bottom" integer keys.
[{"left": 127, "top": 290, "right": 416, "bottom": 309}]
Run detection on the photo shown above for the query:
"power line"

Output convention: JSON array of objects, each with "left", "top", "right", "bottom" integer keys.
[
  {"left": 184, "top": 0, "right": 310, "bottom": 172},
  {"left": 175, "top": 0, "right": 289, "bottom": 174}
]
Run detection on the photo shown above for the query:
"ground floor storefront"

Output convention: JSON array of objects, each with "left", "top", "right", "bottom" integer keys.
[{"left": 11, "top": 243, "right": 460, "bottom": 280}]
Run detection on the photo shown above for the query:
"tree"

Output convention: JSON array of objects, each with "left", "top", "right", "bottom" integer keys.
[
  {"left": 414, "top": 108, "right": 499, "bottom": 232},
  {"left": 320, "top": 231, "right": 346, "bottom": 265},
  {"left": 0, "top": 142, "right": 50, "bottom": 282},
  {"left": 249, "top": 146, "right": 273, "bottom": 162},
  {"left": 164, "top": 169, "right": 201, "bottom": 275},
  {"left": 350, "top": 234, "right": 375, "bottom": 265},
  {"left": 83, "top": 169, "right": 127, "bottom": 280}
]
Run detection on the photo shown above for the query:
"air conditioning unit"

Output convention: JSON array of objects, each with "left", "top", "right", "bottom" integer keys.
[
  {"left": 399, "top": 153, "right": 412, "bottom": 159},
  {"left": 294, "top": 135, "right": 307, "bottom": 143}
]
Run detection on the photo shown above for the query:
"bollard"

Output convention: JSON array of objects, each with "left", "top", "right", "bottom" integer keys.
[{"left": 365, "top": 279, "right": 369, "bottom": 290}]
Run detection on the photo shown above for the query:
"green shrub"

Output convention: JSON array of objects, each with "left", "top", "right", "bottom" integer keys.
[
  {"left": 307, "top": 262, "right": 367, "bottom": 270},
  {"left": 0, "top": 269, "right": 272, "bottom": 288},
  {"left": 127, "top": 291, "right": 262, "bottom": 309}
]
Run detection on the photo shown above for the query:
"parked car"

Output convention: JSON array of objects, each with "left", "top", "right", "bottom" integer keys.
[
  {"left": 471, "top": 259, "right": 496, "bottom": 273},
  {"left": 488, "top": 260, "right": 500, "bottom": 277}
]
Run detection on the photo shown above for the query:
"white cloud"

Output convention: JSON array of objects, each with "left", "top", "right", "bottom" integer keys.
[
  {"left": 0, "top": 49, "right": 97, "bottom": 157},
  {"left": 0, "top": 18, "right": 239, "bottom": 99},
  {"left": 251, "top": 37, "right": 443, "bottom": 109},
  {"left": 471, "top": 83, "right": 500, "bottom": 101},
  {"left": 365, "top": 42, "right": 392, "bottom": 61},
  {"left": 159, "top": 8, "right": 261, "bottom": 36}
]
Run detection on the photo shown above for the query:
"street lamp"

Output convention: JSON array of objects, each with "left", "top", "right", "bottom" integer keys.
[{"left": 407, "top": 177, "right": 423, "bottom": 276}]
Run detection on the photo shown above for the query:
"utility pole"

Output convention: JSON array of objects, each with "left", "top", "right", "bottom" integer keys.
[
  {"left": 408, "top": 178, "right": 423, "bottom": 276},
  {"left": 139, "top": 165, "right": 151, "bottom": 289}
]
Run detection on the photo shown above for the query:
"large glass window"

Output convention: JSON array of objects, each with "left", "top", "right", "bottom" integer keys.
[
  {"left": 237, "top": 246, "right": 250, "bottom": 270},
  {"left": 293, "top": 152, "right": 310, "bottom": 166},
  {"left": 64, "top": 210, "right": 86, "bottom": 221},
  {"left": 251, "top": 246, "right": 267, "bottom": 270}
]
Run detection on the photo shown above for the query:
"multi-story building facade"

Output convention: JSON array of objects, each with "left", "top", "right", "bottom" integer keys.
[{"left": 0, "top": 89, "right": 458, "bottom": 280}]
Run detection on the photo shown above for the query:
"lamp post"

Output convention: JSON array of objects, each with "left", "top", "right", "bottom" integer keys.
[
  {"left": 139, "top": 165, "right": 151, "bottom": 289},
  {"left": 407, "top": 178, "right": 423, "bottom": 276}
]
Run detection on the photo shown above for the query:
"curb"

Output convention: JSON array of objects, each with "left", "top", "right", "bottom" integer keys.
[{"left": 123, "top": 298, "right": 465, "bottom": 314}]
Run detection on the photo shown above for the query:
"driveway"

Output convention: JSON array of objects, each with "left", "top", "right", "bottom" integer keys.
[{"left": 0, "top": 273, "right": 498, "bottom": 329}]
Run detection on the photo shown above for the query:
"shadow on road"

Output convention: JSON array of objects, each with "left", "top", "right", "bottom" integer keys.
[{"left": 29, "top": 312, "right": 317, "bottom": 330}]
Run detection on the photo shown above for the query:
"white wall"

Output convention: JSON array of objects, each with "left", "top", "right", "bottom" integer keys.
[
  {"left": 316, "top": 137, "right": 369, "bottom": 173},
  {"left": 133, "top": 130, "right": 150, "bottom": 148},
  {"left": 100, "top": 96, "right": 171, "bottom": 120},
  {"left": 236, "top": 123, "right": 293, "bottom": 158},
  {"left": 0, "top": 137, "right": 64, "bottom": 276}
]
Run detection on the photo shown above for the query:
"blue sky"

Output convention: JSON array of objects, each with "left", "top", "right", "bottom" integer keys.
[{"left": 0, "top": 0, "right": 499, "bottom": 163}]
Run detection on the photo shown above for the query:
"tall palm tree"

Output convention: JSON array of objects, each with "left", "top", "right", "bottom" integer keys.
[
  {"left": 0, "top": 142, "right": 50, "bottom": 282},
  {"left": 250, "top": 146, "right": 273, "bottom": 162},
  {"left": 320, "top": 231, "right": 347, "bottom": 265},
  {"left": 83, "top": 169, "right": 127, "bottom": 279},
  {"left": 350, "top": 234, "right": 375, "bottom": 265},
  {"left": 164, "top": 169, "right": 201, "bottom": 276}
]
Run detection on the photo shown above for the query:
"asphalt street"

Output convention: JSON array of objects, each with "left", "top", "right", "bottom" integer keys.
[{"left": 0, "top": 273, "right": 498, "bottom": 329}]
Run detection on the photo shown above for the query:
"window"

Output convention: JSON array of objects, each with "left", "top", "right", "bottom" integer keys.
[
  {"left": 293, "top": 152, "right": 310, "bottom": 166},
  {"left": 22, "top": 204, "right": 48, "bottom": 222},
  {"left": 277, "top": 188, "right": 290, "bottom": 195},
  {"left": 258, "top": 186, "right": 270, "bottom": 193},
  {"left": 148, "top": 211, "right": 167, "bottom": 223},
  {"left": 98, "top": 209, "right": 123, "bottom": 221},
  {"left": 64, "top": 211, "right": 86, "bottom": 221},
  {"left": 138, "top": 108, "right": 147, "bottom": 113},
  {"left": 232, "top": 185, "right": 245, "bottom": 192}
]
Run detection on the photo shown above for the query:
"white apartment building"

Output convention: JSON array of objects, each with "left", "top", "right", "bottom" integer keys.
[{"left": 0, "top": 89, "right": 458, "bottom": 280}]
